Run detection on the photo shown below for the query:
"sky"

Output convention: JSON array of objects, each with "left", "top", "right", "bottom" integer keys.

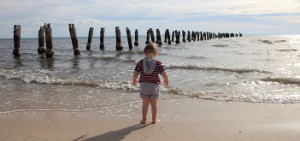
[{"left": 0, "top": 0, "right": 300, "bottom": 38}]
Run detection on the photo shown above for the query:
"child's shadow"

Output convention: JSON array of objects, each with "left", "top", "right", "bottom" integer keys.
[{"left": 73, "top": 123, "right": 150, "bottom": 141}]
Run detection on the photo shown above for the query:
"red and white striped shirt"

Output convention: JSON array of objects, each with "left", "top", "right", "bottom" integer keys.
[{"left": 134, "top": 58, "right": 166, "bottom": 84}]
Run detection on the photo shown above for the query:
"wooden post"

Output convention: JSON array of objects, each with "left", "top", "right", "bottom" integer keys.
[
  {"left": 230, "top": 33, "right": 234, "bottom": 37},
  {"left": 45, "top": 24, "right": 54, "bottom": 58},
  {"left": 196, "top": 32, "right": 200, "bottom": 41},
  {"left": 175, "top": 30, "right": 178, "bottom": 43},
  {"left": 203, "top": 32, "right": 207, "bottom": 40},
  {"left": 134, "top": 29, "right": 139, "bottom": 46},
  {"left": 192, "top": 31, "right": 196, "bottom": 41},
  {"left": 13, "top": 25, "right": 21, "bottom": 57},
  {"left": 126, "top": 27, "right": 133, "bottom": 50},
  {"left": 239, "top": 32, "right": 242, "bottom": 37},
  {"left": 200, "top": 32, "right": 203, "bottom": 41},
  {"left": 115, "top": 26, "right": 123, "bottom": 50},
  {"left": 182, "top": 30, "right": 186, "bottom": 42},
  {"left": 187, "top": 31, "right": 191, "bottom": 42},
  {"left": 149, "top": 28, "right": 155, "bottom": 43},
  {"left": 145, "top": 30, "right": 150, "bottom": 44},
  {"left": 86, "top": 27, "right": 94, "bottom": 50},
  {"left": 206, "top": 32, "right": 209, "bottom": 40},
  {"left": 37, "top": 26, "right": 45, "bottom": 54},
  {"left": 207, "top": 32, "right": 210, "bottom": 40},
  {"left": 175, "top": 30, "right": 180, "bottom": 44},
  {"left": 156, "top": 29, "right": 162, "bottom": 45},
  {"left": 100, "top": 27, "right": 105, "bottom": 50},
  {"left": 68, "top": 24, "right": 80, "bottom": 55},
  {"left": 164, "top": 30, "right": 167, "bottom": 43},
  {"left": 171, "top": 31, "right": 175, "bottom": 42},
  {"left": 166, "top": 29, "right": 171, "bottom": 45}
]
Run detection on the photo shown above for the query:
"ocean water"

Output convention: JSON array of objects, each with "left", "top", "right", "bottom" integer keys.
[{"left": 1, "top": 35, "right": 300, "bottom": 116}]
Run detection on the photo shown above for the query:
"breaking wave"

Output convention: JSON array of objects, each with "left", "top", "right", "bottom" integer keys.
[
  {"left": 276, "top": 49, "right": 297, "bottom": 52},
  {"left": 261, "top": 77, "right": 300, "bottom": 85},
  {"left": 166, "top": 64, "right": 271, "bottom": 74},
  {"left": 212, "top": 44, "right": 230, "bottom": 47},
  {"left": 188, "top": 92, "right": 300, "bottom": 104},
  {"left": 259, "top": 39, "right": 287, "bottom": 44},
  {"left": 0, "top": 67, "right": 184, "bottom": 96},
  {"left": 1, "top": 67, "right": 299, "bottom": 104},
  {"left": 185, "top": 56, "right": 206, "bottom": 59},
  {"left": 0, "top": 67, "right": 137, "bottom": 91}
]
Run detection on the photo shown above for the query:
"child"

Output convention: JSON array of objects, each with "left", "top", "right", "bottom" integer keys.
[{"left": 132, "top": 43, "right": 169, "bottom": 124}]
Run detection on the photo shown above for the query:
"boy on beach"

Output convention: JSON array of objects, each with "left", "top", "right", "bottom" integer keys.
[{"left": 132, "top": 43, "right": 169, "bottom": 124}]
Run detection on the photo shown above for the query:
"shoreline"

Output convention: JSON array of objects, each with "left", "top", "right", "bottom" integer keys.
[{"left": 1, "top": 99, "right": 300, "bottom": 141}]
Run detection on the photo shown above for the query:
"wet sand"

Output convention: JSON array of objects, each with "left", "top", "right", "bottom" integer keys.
[{"left": 1, "top": 98, "right": 300, "bottom": 141}]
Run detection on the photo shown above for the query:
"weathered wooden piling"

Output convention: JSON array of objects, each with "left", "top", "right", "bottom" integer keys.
[
  {"left": 208, "top": 32, "right": 211, "bottom": 40},
  {"left": 192, "top": 31, "right": 196, "bottom": 41},
  {"left": 145, "top": 30, "right": 150, "bottom": 44},
  {"left": 218, "top": 33, "right": 222, "bottom": 38},
  {"left": 175, "top": 30, "right": 180, "bottom": 44},
  {"left": 191, "top": 31, "right": 195, "bottom": 41},
  {"left": 203, "top": 32, "right": 207, "bottom": 40},
  {"left": 86, "top": 27, "right": 94, "bottom": 50},
  {"left": 206, "top": 32, "right": 209, "bottom": 40},
  {"left": 126, "top": 27, "right": 133, "bottom": 50},
  {"left": 171, "top": 31, "right": 175, "bottom": 42},
  {"left": 68, "top": 24, "right": 80, "bottom": 55},
  {"left": 100, "top": 27, "right": 105, "bottom": 50},
  {"left": 13, "top": 25, "right": 21, "bottom": 57},
  {"left": 156, "top": 29, "right": 162, "bottom": 45},
  {"left": 115, "top": 26, "right": 123, "bottom": 50},
  {"left": 165, "top": 29, "right": 171, "bottom": 44},
  {"left": 182, "top": 30, "right": 186, "bottom": 42},
  {"left": 187, "top": 31, "right": 191, "bottom": 42},
  {"left": 196, "top": 32, "right": 200, "bottom": 41},
  {"left": 226, "top": 33, "right": 230, "bottom": 38},
  {"left": 45, "top": 24, "right": 54, "bottom": 58},
  {"left": 149, "top": 28, "right": 155, "bottom": 43},
  {"left": 37, "top": 26, "right": 45, "bottom": 54},
  {"left": 230, "top": 33, "right": 234, "bottom": 37},
  {"left": 134, "top": 29, "right": 139, "bottom": 46},
  {"left": 164, "top": 30, "right": 167, "bottom": 43},
  {"left": 200, "top": 32, "right": 203, "bottom": 41}
]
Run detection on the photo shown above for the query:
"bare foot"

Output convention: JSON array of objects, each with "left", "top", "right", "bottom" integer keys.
[
  {"left": 152, "top": 119, "right": 160, "bottom": 124},
  {"left": 140, "top": 120, "right": 147, "bottom": 124}
]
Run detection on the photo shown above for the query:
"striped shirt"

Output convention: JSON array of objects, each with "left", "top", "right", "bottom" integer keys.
[{"left": 134, "top": 58, "right": 166, "bottom": 84}]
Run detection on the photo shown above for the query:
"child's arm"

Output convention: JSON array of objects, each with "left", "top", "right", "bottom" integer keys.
[
  {"left": 161, "top": 73, "right": 169, "bottom": 86},
  {"left": 132, "top": 73, "right": 139, "bottom": 86}
]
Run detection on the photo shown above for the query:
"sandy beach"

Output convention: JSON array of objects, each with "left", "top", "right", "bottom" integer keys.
[{"left": 1, "top": 98, "right": 300, "bottom": 141}]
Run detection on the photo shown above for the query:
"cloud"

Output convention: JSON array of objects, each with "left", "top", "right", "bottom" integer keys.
[{"left": 0, "top": 0, "right": 300, "bottom": 38}]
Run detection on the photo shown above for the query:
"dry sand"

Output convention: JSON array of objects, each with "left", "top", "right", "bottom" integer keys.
[{"left": 1, "top": 98, "right": 300, "bottom": 141}]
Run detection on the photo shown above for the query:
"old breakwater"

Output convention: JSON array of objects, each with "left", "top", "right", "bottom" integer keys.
[{"left": 12, "top": 23, "right": 242, "bottom": 58}]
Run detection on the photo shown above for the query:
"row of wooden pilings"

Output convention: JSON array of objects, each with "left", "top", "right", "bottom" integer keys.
[{"left": 12, "top": 24, "right": 242, "bottom": 58}]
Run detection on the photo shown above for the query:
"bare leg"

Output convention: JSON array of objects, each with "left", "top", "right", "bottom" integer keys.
[
  {"left": 141, "top": 98, "right": 150, "bottom": 123},
  {"left": 150, "top": 99, "right": 158, "bottom": 123}
]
